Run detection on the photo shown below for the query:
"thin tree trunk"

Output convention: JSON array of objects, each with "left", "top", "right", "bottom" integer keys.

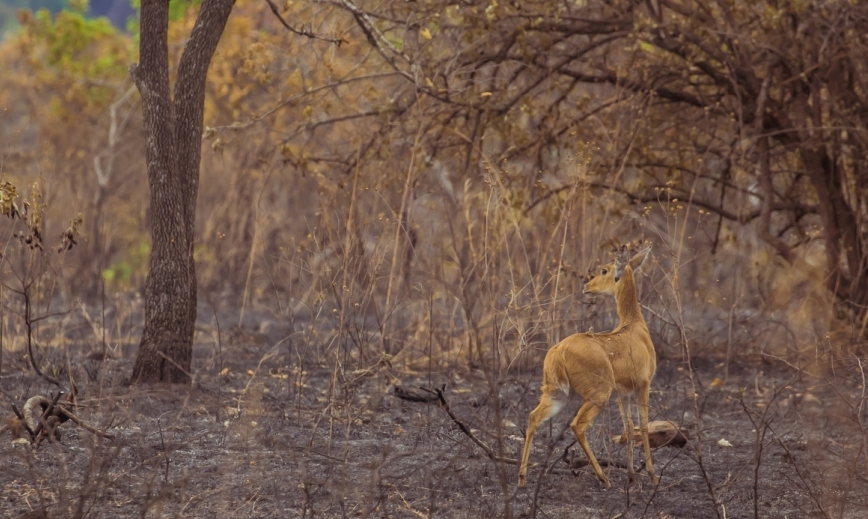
[{"left": 129, "top": 0, "right": 234, "bottom": 384}]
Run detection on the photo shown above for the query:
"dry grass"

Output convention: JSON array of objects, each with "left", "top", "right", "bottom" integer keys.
[
  {"left": 0, "top": 6, "right": 865, "bottom": 514},
  {"left": 0, "top": 150, "right": 866, "bottom": 516}
]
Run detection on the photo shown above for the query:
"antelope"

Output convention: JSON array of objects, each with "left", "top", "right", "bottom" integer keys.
[{"left": 518, "top": 245, "right": 658, "bottom": 489}]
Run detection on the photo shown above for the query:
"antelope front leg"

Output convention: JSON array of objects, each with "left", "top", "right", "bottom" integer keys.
[
  {"left": 639, "top": 382, "right": 658, "bottom": 485},
  {"left": 570, "top": 400, "right": 611, "bottom": 489}
]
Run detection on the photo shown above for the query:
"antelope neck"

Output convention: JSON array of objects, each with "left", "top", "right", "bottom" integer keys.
[{"left": 614, "top": 268, "right": 645, "bottom": 325}]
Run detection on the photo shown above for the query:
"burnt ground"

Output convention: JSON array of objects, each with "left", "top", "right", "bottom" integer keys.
[{"left": 2, "top": 324, "right": 868, "bottom": 519}]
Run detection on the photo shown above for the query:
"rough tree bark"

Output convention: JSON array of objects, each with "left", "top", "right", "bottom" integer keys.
[{"left": 130, "top": 0, "right": 234, "bottom": 384}]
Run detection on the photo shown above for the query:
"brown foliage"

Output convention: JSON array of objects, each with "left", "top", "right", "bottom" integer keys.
[{"left": 0, "top": 0, "right": 864, "bottom": 378}]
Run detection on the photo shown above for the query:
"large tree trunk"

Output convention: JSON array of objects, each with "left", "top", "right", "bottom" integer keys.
[
  {"left": 790, "top": 84, "right": 868, "bottom": 327},
  {"left": 129, "top": 0, "right": 234, "bottom": 384}
]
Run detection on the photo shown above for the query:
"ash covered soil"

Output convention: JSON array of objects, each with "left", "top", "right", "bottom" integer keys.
[{"left": 1, "top": 334, "right": 867, "bottom": 519}]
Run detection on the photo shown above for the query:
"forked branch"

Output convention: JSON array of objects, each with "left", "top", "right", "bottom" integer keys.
[{"left": 263, "top": 0, "right": 345, "bottom": 45}]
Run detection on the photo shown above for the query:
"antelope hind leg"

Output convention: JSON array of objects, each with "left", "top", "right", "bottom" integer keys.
[{"left": 518, "top": 394, "right": 564, "bottom": 487}]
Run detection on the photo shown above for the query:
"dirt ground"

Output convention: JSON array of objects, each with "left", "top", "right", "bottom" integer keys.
[{"left": 2, "top": 322, "right": 868, "bottom": 519}]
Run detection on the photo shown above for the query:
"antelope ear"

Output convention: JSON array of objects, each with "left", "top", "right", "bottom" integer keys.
[
  {"left": 629, "top": 246, "right": 652, "bottom": 273},
  {"left": 613, "top": 245, "right": 630, "bottom": 281}
]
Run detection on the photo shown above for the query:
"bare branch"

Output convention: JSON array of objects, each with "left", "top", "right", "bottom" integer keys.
[
  {"left": 391, "top": 386, "right": 438, "bottom": 403},
  {"left": 419, "top": 386, "right": 518, "bottom": 465},
  {"left": 263, "top": 0, "right": 345, "bottom": 45},
  {"left": 754, "top": 67, "right": 795, "bottom": 263},
  {"left": 52, "top": 406, "right": 115, "bottom": 440},
  {"left": 557, "top": 69, "right": 708, "bottom": 108},
  {"left": 338, "top": 0, "right": 410, "bottom": 70}
]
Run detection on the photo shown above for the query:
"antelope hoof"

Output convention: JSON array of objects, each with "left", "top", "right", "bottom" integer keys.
[
  {"left": 649, "top": 474, "right": 659, "bottom": 485},
  {"left": 517, "top": 474, "right": 527, "bottom": 487},
  {"left": 628, "top": 472, "right": 637, "bottom": 485},
  {"left": 599, "top": 477, "right": 611, "bottom": 489}
]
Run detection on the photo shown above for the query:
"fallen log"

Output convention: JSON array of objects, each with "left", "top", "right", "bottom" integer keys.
[{"left": 612, "top": 420, "right": 689, "bottom": 448}]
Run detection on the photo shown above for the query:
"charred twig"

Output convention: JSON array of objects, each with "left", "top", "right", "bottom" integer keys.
[
  {"left": 31, "top": 393, "right": 62, "bottom": 436},
  {"left": 31, "top": 392, "right": 63, "bottom": 446},
  {"left": 419, "top": 385, "right": 519, "bottom": 465},
  {"left": 54, "top": 406, "right": 115, "bottom": 440},
  {"left": 391, "top": 385, "right": 439, "bottom": 403},
  {"left": 19, "top": 286, "right": 61, "bottom": 387}
]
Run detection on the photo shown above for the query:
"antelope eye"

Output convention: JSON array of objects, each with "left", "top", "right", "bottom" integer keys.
[{"left": 601, "top": 268, "right": 608, "bottom": 275}]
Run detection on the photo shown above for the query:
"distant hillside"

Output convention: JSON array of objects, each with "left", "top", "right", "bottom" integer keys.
[{"left": 0, "top": 0, "right": 133, "bottom": 38}]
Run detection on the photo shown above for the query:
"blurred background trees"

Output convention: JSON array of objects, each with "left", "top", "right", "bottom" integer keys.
[
  {"left": 0, "top": 0, "right": 133, "bottom": 35},
  {"left": 0, "top": 0, "right": 865, "bottom": 372}
]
